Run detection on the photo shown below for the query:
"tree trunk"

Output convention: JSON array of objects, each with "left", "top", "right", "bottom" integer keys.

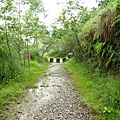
[
  {"left": 73, "top": 31, "right": 86, "bottom": 60},
  {"left": 27, "top": 39, "right": 30, "bottom": 69},
  {"left": 4, "top": 14, "right": 13, "bottom": 78},
  {"left": 41, "top": 44, "right": 51, "bottom": 58},
  {"left": 18, "top": 0, "right": 22, "bottom": 66},
  {"left": 23, "top": 42, "right": 26, "bottom": 68}
]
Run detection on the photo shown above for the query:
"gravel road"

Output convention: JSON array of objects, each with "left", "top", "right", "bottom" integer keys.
[{"left": 5, "top": 63, "right": 97, "bottom": 120}]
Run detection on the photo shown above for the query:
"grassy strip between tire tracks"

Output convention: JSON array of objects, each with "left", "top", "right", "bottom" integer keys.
[
  {"left": 0, "top": 61, "right": 49, "bottom": 117},
  {"left": 64, "top": 58, "right": 120, "bottom": 120}
]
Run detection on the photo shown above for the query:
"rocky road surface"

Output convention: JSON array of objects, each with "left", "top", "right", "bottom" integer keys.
[{"left": 5, "top": 63, "right": 97, "bottom": 120}]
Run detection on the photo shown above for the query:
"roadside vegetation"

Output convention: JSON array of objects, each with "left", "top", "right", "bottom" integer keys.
[
  {"left": 0, "top": 0, "right": 50, "bottom": 117},
  {"left": 51, "top": 0, "right": 120, "bottom": 119},
  {"left": 0, "top": 61, "right": 49, "bottom": 117},
  {"left": 64, "top": 58, "right": 120, "bottom": 119}
]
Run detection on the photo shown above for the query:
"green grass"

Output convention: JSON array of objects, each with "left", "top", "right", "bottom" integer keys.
[
  {"left": 64, "top": 58, "right": 120, "bottom": 120},
  {"left": 0, "top": 60, "right": 49, "bottom": 115}
]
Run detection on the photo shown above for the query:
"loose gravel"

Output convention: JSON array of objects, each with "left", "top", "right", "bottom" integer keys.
[{"left": 4, "top": 63, "right": 97, "bottom": 120}]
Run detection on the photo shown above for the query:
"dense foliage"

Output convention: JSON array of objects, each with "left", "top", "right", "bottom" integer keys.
[
  {"left": 52, "top": 0, "right": 120, "bottom": 74},
  {"left": 0, "top": 0, "right": 50, "bottom": 80},
  {"left": 80, "top": 2, "right": 120, "bottom": 74}
]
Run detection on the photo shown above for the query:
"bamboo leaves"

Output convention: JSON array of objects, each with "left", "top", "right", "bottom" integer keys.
[{"left": 95, "top": 42, "right": 106, "bottom": 54}]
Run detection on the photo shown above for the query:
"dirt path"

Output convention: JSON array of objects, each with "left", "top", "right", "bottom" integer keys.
[{"left": 5, "top": 63, "right": 96, "bottom": 120}]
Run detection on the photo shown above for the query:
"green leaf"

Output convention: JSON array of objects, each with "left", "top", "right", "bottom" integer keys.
[{"left": 95, "top": 42, "right": 106, "bottom": 54}]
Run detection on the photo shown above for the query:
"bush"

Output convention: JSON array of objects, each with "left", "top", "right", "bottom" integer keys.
[
  {"left": 29, "top": 48, "right": 40, "bottom": 60},
  {"left": 0, "top": 46, "right": 24, "bottom": 80},
  {"left": 28, "top": 47, "right": 48, "bottom": 63},
  {"left": 48, "top": 48, "right": 69, "bottom": 58},
  {"left": 36, "top": 57, "right": 48, "bottom": 63}
]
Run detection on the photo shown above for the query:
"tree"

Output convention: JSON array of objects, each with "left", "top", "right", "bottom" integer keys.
[
  {"left": 53, "top": 0, "right": 93, "bottom": 59},
  {"left": 0, "top": 0, "right": 15, "bottom": 78},
  {"left": 97, "top": 0, "right": 114, "bottom": 8},
  {"left": 24, "top": 0, "right": 45, "bottom": 49},
  {"left": 0, "top": 0, "right": 47, "bottom": 80}
]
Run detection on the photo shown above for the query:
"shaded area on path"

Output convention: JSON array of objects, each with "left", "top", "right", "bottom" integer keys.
[{"left": 4, "top": 63, "right": 97, "bottom": 120}]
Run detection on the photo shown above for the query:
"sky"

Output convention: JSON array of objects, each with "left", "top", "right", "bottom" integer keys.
[
  {"left": 0, "top": 0, "right": 98, "bottom": 26},
  {"left": 41, "top": 0, "right": 98, "bottom": 26}
]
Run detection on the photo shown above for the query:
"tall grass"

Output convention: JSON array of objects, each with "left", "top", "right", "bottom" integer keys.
[
  {"left": 64, "top": 58, "right": 120, "bottom": 120},
  {"left": 0, "top": 60, "right": 49, "bottom": 117}
]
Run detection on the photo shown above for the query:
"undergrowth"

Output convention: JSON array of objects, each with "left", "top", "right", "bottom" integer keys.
[
  {"left": 64, "top": 58, "right": 120, "bottom": 120},
  {"left": 0, "top": 60, "right": 49, "bottom": 117}
]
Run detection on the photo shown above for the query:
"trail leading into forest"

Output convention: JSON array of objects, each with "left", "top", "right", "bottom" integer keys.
[{"left": 5, "top": 63, "right": 96, "bottom": 120}]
